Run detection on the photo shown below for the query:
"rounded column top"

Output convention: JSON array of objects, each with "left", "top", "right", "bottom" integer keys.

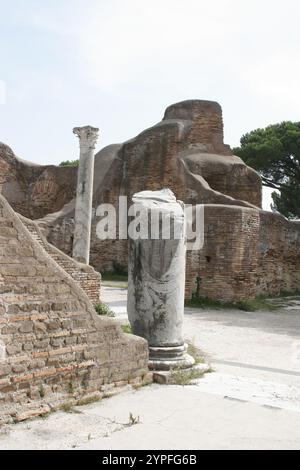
[{"left": 73, "top": 125, "right": 99, "bottom": 149}]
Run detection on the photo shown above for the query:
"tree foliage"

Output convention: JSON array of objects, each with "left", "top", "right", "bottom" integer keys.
[
  {"left": 234, "top": 122, "right": 300, "bottom": 218},
  {"left": 59, "top": 159, "right": 79, "bottom": 167}
]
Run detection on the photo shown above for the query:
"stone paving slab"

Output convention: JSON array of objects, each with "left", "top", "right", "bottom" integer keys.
[
  {"left": 1, "top": 285, "right": 300, "bottom": 450},
  {"left": 0, "top": 384, "right": 299, "bottom": 450}
]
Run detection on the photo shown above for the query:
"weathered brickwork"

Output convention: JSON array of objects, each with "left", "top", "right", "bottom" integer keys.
[
  {"left": 0, "top": 194, "right": 149, "bottom": 425},
  {"left": 36, "top": 102, "right": 300, "bottom": 301},
  {"left": 184, "top": 207, "right": 300, "bottom": 302},
  {"left": 256, "top": 211, "right": 300, "bottom": 296},
  {"left": 164, "top": 100, "right": 228, "bottom": 152},
  {"left": 35, "top": 101, "right": 299, "bottom": 301},
  {"left": 20, "top": 215, "right": 101, "bottom": 305},
  {"left": 1, "top": 100, "right": 299, "bottom": 302},
  {"left": 0, "top": 143, "right": 77, "bottom": 219},
  {"left": 185, "top": 205, "right": 260, "bottom": 302},
  {"left": 45, "top": 101, "right": 261, "bottom": 276}
]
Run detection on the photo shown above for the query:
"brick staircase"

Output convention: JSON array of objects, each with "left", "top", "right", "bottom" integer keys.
[
  {"left": 19, "top": 215, "right": 101, "bottom": 305},
  {"left": 0, "top": 193, "right": 149, "bottom": 425}
]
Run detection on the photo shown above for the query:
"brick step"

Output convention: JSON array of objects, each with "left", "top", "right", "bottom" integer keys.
[{"left": 21, "top": 216, "right": 101, "bottom": 304}]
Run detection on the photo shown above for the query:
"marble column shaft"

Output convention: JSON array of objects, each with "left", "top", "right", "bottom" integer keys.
[
  {"left": 72, "top": 126, "right": 99, "bottom": 265},
  {"left": 127, "top": 189, "right": 195, "bottom": 371}
]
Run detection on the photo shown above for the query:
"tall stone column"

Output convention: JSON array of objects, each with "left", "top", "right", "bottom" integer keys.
[
  {"left": 72, "top": 126, "right": 99, "bottom": 265},
  {"left": 127, "top": 189, "right": 195, "bottom": 371}
]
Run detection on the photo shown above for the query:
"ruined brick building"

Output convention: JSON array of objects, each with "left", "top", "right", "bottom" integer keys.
[
  {"left": 1, "top": 100, "right": 300, "bottom": 303},
  {"left": 0, "top": 191, "right": 150, "bottom": 424}
]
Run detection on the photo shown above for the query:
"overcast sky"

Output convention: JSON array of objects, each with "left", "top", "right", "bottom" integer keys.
[{"left": 1, "top": 0, "right": 299, "bottom": 209}]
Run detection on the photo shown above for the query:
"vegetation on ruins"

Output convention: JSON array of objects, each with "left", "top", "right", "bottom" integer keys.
[
  {"left": 186, "top": 296, "right": 279, "bottom": 312},
  {"left": 127, "top": 413, "right": 140, "bottom": 426},
  {"left": 101, "top": 264, "right": 128, "bottom": 286},
  {"left": 234, "top": 122, "right": 300, "bottom": 218},
  {"left": 170, "top": 367, "right": 207, "bottom": 386},
  {"left": 166, "top": 342, "right": 211, "bottom": 386},
  {"left": 101, "top": 271, "right": 128, "bottom": 285},
  {"left": 121, "top": 324, "right": 132, "bottom": 334},
  {"left": 102, "top": 280, "right": 128, "bottom": 289},
  {"left": 187, "top": 342, "right": 206, "bottom": 365},
  {"left": 94, "top": 303, "right": 115, "bottom": 317}
]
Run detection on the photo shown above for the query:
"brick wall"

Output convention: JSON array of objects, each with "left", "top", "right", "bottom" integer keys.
[
  {"left": 0, "top": 143, "right": 77, "bottom": 219},
  {"left": 4, "top": 100, "right": 298, "bottom": 303},
  {"left": 0, "top": 194, "right": 149, "bottom": 425},
  {"left": 20, "top": 215, "right": 101, "bottom": 305},
  {"left": 256, "top": 211, "right": 300, "bottom": 296},
  {"left": 164, "top": 100, "right": 227, "bottom": 152},
  {"left": 185, "top": 205, "right": 260, "bottom": 302},
  {"left": 185, "top": 206, "right": 300, "bottom": 302},
  {"left": 84, "top": 101, "right": 261, "bottom": 275}
]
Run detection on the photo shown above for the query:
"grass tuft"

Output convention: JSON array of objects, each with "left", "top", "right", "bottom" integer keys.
[
  {"left": 76, "top": 396, "right": 102, "bottom": 407},
  {"left": 101, "top": 272, "right": 128, "bottom": 283},
  {"left": 102, "top": 281, "right": 128, "bottom": 289},
  {"left": 128, "top": 412, "right": 140, "bottom": 425},
  {"left": 186, "top": 296, "right": 279, "bottom": 312},
  {"left": 170, "top": 367, "right": 206, "bottom": 386},
  {"left": 94, "top": 303, "right": 116, "bottom": 317},
  {"left": 121, "top": 324, "right": 132, "bottom": 334},
  {"left": 235, "top": 298, "right": 279, "bottom": 312},
  {"left": 187, "top": 342, "right": 206, "bottom": 365},
  {"left": 61, "top": 402, "right": 77, "bottom": 414},
  {"left": 275, "top": 290, "right": 300, "bottom": 298}
]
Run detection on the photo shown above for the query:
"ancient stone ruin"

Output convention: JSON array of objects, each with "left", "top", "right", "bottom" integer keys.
[
  {"left": 72, "top": 125, "right": 99, "bottom": 265},
  {"left": 0, "top": 193, "right": 150, "bottom": 425},
  {"left": 0, "top": 97, "right": 299, "bottom": 424},
  {"left": 1, "top": 100, "right": 300, "bottom": 305},
  {"left": 128, "top": 189, "right": 194, "bottom": 371}
]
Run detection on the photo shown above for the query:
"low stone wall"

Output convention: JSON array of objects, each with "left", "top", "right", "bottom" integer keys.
[
  {"left": 20, "top": 215, "right": 101, "bottom": 305},
  {"left": 0, "top": 194, "right": 150, "bottom": 425}
]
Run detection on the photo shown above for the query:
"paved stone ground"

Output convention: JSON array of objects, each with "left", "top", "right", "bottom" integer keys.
[{"left": 0, "top": 286, "right": 299, "bottom": 450}]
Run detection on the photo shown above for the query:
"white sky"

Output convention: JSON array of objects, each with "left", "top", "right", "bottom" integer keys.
[{"left": 1, "top": 0, "right": 299, "bottom": 209}]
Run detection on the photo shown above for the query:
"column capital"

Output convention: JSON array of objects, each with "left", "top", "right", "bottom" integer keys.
[{"left": 73, "top": 125, "right": 99, "bottom": 149}]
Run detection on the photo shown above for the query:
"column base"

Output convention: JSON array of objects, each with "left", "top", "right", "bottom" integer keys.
[{"left": 148, "top": 343, "right": 195, "bottom": 371}]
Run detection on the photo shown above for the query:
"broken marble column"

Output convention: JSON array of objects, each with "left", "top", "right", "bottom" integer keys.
[
  {"left": 127, "top": 189, "right": 195, "bottom": 371},
  {"left": 72, "top": 126, "right": 99, "bottom": 264}
]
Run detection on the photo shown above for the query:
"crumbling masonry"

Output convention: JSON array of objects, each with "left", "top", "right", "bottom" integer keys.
[
  {"left": 0, "top": 194, "right": 149, "bottom": 425},
  {"left": 0, "top": 100, "right": 300, "bottom": 303}
]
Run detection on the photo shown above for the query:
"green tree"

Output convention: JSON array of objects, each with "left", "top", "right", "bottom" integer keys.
[
  {"left": 234, "top": 122, "right": 300, "bottom": 218},
  {"left": 59, "top": 159, "right": 79, "bottom": 167}
]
